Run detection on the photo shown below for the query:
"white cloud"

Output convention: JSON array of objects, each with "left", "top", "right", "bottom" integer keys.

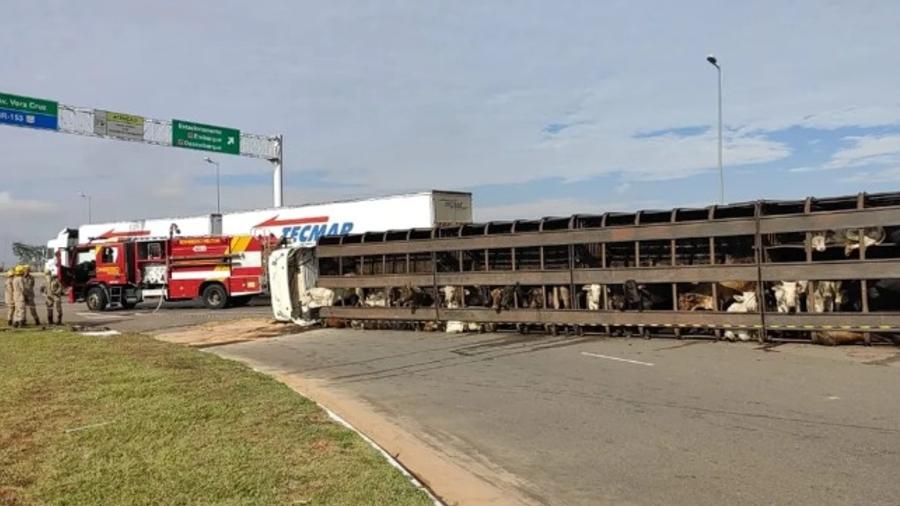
[
  {"left": 0, "top": 192, "right": 55, "bottom": 214},
  {"left": 823, "top": 135, "right": 900, "bottom": 170}
]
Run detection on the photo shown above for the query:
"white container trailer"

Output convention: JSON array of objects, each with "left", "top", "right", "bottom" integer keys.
[
  {"left": 46, "top": 190, "right": 472, "bottom": 274},
  {"left": 223, "top": 191, "right": 472, "bottom": 246},
  {"left": 77, "top": 215, "right": 223, "bottom": 243}
]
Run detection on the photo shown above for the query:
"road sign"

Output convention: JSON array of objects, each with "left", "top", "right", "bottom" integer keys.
[
  {"left": 93, "top": 110, "right": 144, "bottom": 141},
  {"left": 172, "top": 119, "right": 240, "bottom": 154},
  {"left": 0, "top": 91, "right": 58, "bottom": 130}
]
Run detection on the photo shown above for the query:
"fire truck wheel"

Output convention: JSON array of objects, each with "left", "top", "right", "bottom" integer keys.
[
  {"left": 86, "top": 287, "right": 108, "bottom": 312},
  {"left": 229, "top": 296, "right": 252, "bottom": 307},
  {"left": 201, "top": 284, "right": 229, "bottom": 310}
]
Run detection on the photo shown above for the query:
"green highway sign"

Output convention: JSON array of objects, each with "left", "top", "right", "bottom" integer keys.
[
  {"left": 0, "top": 91, "right": 58, "bottom": 130},
  {"left": 172, "top": 119, "right": 240, "bottom": 154}
]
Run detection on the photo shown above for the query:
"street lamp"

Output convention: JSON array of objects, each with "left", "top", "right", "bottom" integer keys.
[
  {"left": 78, "top": 192, "right": 92, "bottom": 224},
  {"left": 706, "top": 54, "right": 724, "bottom": 204},
  {"left": 203, "top": 157, "right": 221, "bottom": 214}
]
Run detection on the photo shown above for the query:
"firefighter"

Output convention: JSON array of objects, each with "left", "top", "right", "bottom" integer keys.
[
  {"left": 41, "top": 269, "right": 64, "bottom": 325},
  {"left": 12, "top": 266, "right": 27, "bottom": 327},
  {"left": 4, "top": 268, "right": 15, "bottom": 326},
  {"left": 21, "top": 265, "right": 41, "bottom": 326}
]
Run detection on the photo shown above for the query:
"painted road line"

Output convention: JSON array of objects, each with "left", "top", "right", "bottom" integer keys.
[{"left": 580, "top": 351, "right": 655, "bottom": 367}]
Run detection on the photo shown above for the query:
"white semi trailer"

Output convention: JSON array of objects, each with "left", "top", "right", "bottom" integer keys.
[{"left": 46, "top": 190, "right": 472, "bottom": 275}]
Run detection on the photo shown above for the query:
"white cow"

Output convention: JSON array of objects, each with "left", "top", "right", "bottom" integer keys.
[
  {"left": 772, "top": 281, "right": 806, "bottom": 313},
  {"left": 582, "top": 284, "right": 602, "bottom": 311},
  {"left": 298, "top": 287, "right": 337, "bottom": 309},
  {"left": 441, "top": 285, "right": 481, "bottom": 333},
  {"left": 723, "top": 291, "right": 758, "bottom": 342}
]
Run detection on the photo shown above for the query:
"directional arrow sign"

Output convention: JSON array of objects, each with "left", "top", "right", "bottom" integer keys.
[
  {"left": 172, "top": 119, "right": 240, "bottom": 155},
  {"left": 0, "top": 91, "right": 58, "bottom": 130}
]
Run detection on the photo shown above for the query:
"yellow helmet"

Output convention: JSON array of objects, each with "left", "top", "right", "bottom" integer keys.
[{"left": 14, "top": 265, "right": 25, "bottom": 275}]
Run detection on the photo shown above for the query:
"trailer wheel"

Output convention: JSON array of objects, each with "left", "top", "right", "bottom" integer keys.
[
  {"left": 201, "top": 284, "right": 228, "bottom": 310},
  {"left": 86, "top": 287, "right": 108, "bottom": 312}
]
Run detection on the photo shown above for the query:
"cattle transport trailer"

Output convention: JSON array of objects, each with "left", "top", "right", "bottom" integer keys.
[{"left": 309, "top": 191, "right": 900, "bottom": 344}]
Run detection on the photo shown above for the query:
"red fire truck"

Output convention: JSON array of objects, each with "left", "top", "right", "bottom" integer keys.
[{"left": 59, "top": 234, "right": 274, "bottom": 311}]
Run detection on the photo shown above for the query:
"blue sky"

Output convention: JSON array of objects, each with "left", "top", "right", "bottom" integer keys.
[{"left": 2, "top": 1, "right": 900, "bottom": 262}]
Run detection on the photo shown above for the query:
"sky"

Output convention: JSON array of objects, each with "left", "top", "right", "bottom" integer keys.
[{"left": 2, "top": 1, "right": 900, "bottom": 264}]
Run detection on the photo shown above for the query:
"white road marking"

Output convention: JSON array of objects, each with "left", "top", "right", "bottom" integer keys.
[{"left": 581, "top": 351, "right": 655, "bottom": 367}]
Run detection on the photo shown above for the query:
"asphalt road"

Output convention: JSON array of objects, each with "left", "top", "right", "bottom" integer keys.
[
  {"left": 212, "top": 330, "right": 900, "bottom": 506},
  {"left": 2, "top": 275, "right": 272, "bottom": 332}
]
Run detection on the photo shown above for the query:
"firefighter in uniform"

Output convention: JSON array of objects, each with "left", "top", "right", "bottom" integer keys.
[
  {"left": 12, "top": 266, "right": 27, "bottom": 327},
  {"left": 21, "top": 265, "right": 41, "bottom": 326},
  {"left": 4, "top": 269, "right": 15, "bottom": 326},
  {"left": 41, "top": 270, "right": 64, "bottom": 325}
]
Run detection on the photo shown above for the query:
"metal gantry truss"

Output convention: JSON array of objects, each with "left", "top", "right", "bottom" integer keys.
[{"left": 38, "top": 104, "right": 285, "bottom": 206}]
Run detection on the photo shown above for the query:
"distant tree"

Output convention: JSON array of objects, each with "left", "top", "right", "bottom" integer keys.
[{"left": 11, "top": 243, "right": 47, "bottom": 270}]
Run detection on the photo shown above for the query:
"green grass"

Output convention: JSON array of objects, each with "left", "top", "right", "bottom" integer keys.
[{"left": 0, "top": 329, "right": 432, "bottom": 506}]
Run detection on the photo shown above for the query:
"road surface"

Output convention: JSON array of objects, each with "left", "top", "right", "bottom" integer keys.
[
  {"left": 212, "top": 329, "right": 900, "bottom": 506},
  {"left": 1, "top": 275, "right": 271, "bottom": 332}
]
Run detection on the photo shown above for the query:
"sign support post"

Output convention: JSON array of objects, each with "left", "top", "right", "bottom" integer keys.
[{"left": 272, "top": 134, "right": 284, "bottom": 208}]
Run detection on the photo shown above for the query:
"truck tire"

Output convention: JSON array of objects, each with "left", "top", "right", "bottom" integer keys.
[
  {"left": 201, "top": 284, "right": 228, "bottom": 310},
  {"left": 86, "top": 286, "right": 108, "bottom": 312},
  {"left": 229, "top": 295, "right": 252, "bottom": 307}
]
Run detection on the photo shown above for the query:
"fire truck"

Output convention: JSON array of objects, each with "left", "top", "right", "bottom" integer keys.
[{"left": 59, "top": 234, "right": 275, "bottom": 311}]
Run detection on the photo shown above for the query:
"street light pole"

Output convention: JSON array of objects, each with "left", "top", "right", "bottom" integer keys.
[
  {"left": 79, "top": 192, "right": 92, "bottom": 224},
  {"left": 707, "top": 54, "right": 724, "bottom": 204},
  {"left": 204, "top": 157, "right": 221, "bottom": 214}
]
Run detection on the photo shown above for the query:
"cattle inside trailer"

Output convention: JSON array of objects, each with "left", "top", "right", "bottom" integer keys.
[{"left": 291, "top": 191, "right": 900, "bottom": 345}]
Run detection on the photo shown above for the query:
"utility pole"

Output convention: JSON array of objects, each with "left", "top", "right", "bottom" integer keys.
[
  {"left": 706, "top": 54, "right": 724, "bottom": 204},
  {"left": 79, "top": 192, "right": 92, "bottom": 223},
  {"left": 204, "top": 157, "right": 221, "bottom": 214}
]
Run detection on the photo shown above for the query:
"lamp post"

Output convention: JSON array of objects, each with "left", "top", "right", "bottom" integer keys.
[
  {"left": 203, "top": 157, "right": 221, "bottom": 214},
  {"left": 78, "top": 192, "right": 92, "bottom": 224},
  {"left": 706, "top": 54, "right": 724, "bottom": 204}
]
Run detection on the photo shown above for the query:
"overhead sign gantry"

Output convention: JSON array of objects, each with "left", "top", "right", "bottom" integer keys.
[{"left": 0, "top": 90, "right": 285, "bottom": 207}]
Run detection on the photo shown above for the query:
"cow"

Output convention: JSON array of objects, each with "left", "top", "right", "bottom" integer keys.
[
  {"left": 550, "top": 286, "right": 571, "bottom": 310},
  {"left": 811, "top": 228, "right": 886, "bottom": 256},
  {"left": 677, "top": 292, "right": 715, "bottom": 311},
  {"left": 396, "top": 285, "right": 434, "bottom": 312},
  {"left": 771, "top": 281, "right": 806, "bottom": 313},
  {"left": 722, "top": 291, "right": 759, "bottom": 342},
  {"left": 440, "top": 285, "right": 483, "bottom": 333},
  {"left": 464, "top": 285, "right": 491, "bottom": 307},
  {"left": 810, "top": 281, "right": 843, "bottom": 313},
  {"left": 490, "top": 285, "right": 518, "bottom": 313},
  {"left": 622, "top": 280, "right": 668, "bottom": 310},
  {"left": 868, "top": 279, "right": 900, "bottom": 311},
  {"left": 298, "top": 287, "right": 338, "bottom": 309},
  {"left": 361, "top": 289, "right": 388, "bottom": 307},
  {"left": 811, "top": 331, "right": 865, "bottom": 346},
  {"left": 582, "top": 284, "right": 602, "bottom": 310},
  {"left": 439, "top": 285, "right": 464, "bottom": 308}
]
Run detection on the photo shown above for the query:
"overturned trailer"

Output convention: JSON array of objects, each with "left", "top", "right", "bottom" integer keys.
[{"left": 300, "top": 191, "right": 900, "bottom": 345}]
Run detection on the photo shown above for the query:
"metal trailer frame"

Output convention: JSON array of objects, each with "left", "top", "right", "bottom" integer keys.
[{"left": 311, "top": 192, "right": 900, "bottom": 343}]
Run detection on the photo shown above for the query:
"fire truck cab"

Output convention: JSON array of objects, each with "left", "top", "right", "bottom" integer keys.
[{"left": 60, "top": 235, "right": 271, "bottom": 311}]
